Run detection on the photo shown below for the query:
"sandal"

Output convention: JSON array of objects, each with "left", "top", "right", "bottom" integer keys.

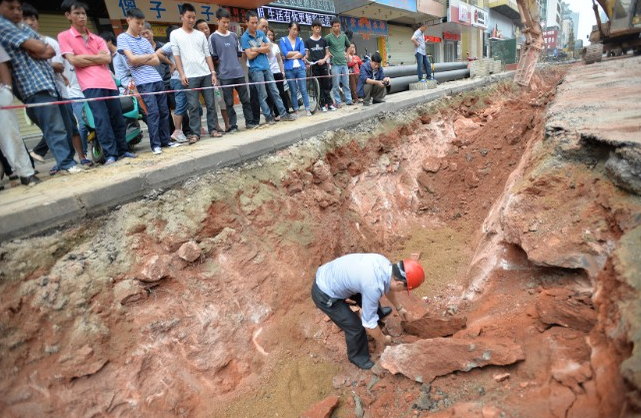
[
  {"left": 80, "top": 158, "right": 94, "bottom": 167},
  {"left": 210, "top": 131, "right": 223, "bottom": 138},
  {"left": 188, "top": 135, "right": 199, "bottom": 145}
]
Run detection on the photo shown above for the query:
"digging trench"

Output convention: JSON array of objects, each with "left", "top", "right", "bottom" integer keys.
[{"left": 1, "top": 66, "right": 640, "bottom": 418}]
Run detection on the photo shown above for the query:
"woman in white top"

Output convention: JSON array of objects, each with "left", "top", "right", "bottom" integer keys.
[{"left": 265, "top": 27, "right": 292, "bottom": 118}]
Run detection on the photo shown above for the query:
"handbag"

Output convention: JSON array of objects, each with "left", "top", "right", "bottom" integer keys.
[{"left": 124, "top": 80, "right": 148, "bottom": 115}]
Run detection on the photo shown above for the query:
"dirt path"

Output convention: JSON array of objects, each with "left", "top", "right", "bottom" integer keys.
[{"left": 1, "top": 62, "right": 639, "bottom": 418}]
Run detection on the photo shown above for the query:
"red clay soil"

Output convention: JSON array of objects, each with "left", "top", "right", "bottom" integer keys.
[{"left": 1, "top": 65, "right": 637, "bottom": 418}]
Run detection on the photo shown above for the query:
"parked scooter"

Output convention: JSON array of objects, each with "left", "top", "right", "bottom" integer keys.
[{"left": 82, "top": 82, "right": 143, "bottom": 164}]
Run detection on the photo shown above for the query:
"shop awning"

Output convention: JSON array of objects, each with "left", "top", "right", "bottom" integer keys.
[{"left": 335, "top": 0, "right": 416, "bottom": 22}]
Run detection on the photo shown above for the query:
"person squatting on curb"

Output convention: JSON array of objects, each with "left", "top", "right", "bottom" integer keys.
[
  {"left": 358, "top": 52, "right": 391, "bottom": 107},
  {"left": 311, "top": 253, "right": 425, "bottom": 370}
]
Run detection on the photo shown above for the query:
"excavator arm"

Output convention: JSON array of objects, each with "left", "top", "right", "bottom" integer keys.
[{"left": 514, "top": 0, "right": 544, "bottom": 86}]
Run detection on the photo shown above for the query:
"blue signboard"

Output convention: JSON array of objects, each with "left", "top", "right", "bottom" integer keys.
[
  {"left": 375, "top": 0, "right": 417, "bottom": 13},
  {"left": 340, "top": 16, "right": 388, "bottom": 36}
]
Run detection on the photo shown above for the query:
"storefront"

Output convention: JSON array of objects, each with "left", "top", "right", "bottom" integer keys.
[
  {"left": 339, "top": 16, "right": 388, "bottom": 62},
  {"left": 385, "top": 23, "right": 417, "bottom": 65},
  {"left": 443, "top": 31, "right": 461, "bottom": 62},
  {"left": 426, "top": 0, "right": 488, "bottom": 61}
]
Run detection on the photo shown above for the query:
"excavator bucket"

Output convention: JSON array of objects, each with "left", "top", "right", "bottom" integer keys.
[
  {"left": 514, "top": 44, "right": 541, "bottom": 86},
  {"left": 514, "top": 0, "right": 544, "bottom": 86}
]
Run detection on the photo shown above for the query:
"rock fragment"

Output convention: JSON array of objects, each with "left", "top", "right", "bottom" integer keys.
[
  {"left": 177, "top": 241, "right": 202, "bottom": 262},
  {"left": 140, "top": 254, "right": 173, "bottom": 282},
  {"left": 422, "top": 157, "right": 441, "bottom": 173},
  {"left": 493, "top": 372, "right": 510, "bottom": 382},
  {"left": 113, "top": 279, "right": 147, "bottom": 305},
  {"left": 300, "top": 395, "right": 340, "bottom": 418},
  {"left": 535, "top": 288, "right": 597, "bottom": 332},
  {"left": 380, "top": 337, "right": 524, "bottom": 383},
  {"left": 402, "top": 313, "right": 467, "bottom": 338}
]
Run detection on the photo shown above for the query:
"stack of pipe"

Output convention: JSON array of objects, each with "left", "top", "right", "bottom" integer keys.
[{"left": 383, "top": 62, "right": 470, "bottom": 94}]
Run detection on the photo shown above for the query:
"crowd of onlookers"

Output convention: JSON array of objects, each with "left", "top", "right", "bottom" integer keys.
[{"left": 0, "top": 0, "right": 432, "bottom": 190}]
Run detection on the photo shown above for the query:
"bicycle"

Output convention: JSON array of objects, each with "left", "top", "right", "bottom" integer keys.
[{"left": 287, "top": 59, "right": 320, "bottom": 114}]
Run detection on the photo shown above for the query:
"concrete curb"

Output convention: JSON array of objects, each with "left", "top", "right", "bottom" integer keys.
[{"left": 0, "top": 72, "right": 515, "bottom": 242}]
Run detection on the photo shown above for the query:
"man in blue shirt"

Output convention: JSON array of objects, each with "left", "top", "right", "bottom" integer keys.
[
  {"left": 240, "top": 10, "right": 295, "bottom": 125},
  {"left": 311, "top": 253, "right": 425, "bottom": 369},
  {"left": 357, "top": 52, "right": 391, "bottom": 106}
]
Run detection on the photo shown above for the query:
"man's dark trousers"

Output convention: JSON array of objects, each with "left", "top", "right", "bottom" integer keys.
[
  {"left": 311, "top": 281, "right": 388, "bottom": 368},
  {"left": 220, "top": 77, "right": 253, "bottom": 129},
  {"left": 137, "top": 81, "right": 170, "bottom": 149},
  {"left": 84, "top": 88, "right": 128, "bottom": 159},
  {"left": 312, "top": 64, "right": 333, "bottom": 108}
]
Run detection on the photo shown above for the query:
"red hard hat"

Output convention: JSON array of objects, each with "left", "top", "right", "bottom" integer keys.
[{"left": 403, "top": 259, "right": 425, "bottom": 291}]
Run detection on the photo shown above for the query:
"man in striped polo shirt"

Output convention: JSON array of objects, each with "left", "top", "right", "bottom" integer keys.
[{"left": 118, "top": 8, "right": 179, "bottom": 155}]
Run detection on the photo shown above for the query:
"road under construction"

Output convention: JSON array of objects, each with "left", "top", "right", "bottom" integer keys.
[{"left": 0, "top": 56, "right": 640, "bottom": 418}]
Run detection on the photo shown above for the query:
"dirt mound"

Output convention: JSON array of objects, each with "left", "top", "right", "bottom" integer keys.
[{"left": 1, "top": 65, "right": 639, "bottom": 418}]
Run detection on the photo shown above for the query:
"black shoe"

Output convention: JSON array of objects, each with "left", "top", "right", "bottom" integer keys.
[
  {"left": 373, "top": 99, "right": 386, "bottom": 104},
  {"left": 380, "top": 306, "right": 393, "bottom": 319},
  {"left": 20, "top": 174, "right": 42, "bottom": 186},
  {"left": 360, "top": 360, "right": 375, "bottom": 370}
]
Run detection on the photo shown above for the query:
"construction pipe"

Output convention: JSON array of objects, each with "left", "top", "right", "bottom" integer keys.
[
  {"left": 384, "top": 62, "right": 468, "bottom": 78},
  {"left": 386, "top": 68, "right": 471, "bottom": 94}
]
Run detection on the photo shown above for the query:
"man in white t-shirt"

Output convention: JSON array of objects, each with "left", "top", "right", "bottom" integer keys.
[
  {"left": 411, "top": 22, "right": 433, "bottom": 82},
  {"left": 170, "top": 2, "right": 220, "bottom": 144},
  {"left": 0, "top": 44, "right": 39, "bottom": 186}
]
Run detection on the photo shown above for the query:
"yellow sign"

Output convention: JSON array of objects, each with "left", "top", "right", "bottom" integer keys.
[
  {"left": 378, "top": 37, "right": 387, "bottom": 66},
  {"left": 105, "top": 0, "right": 221, "bottom": 24},
  {"left": 152, "top": 25, "right": 169, "bottom": 38}
]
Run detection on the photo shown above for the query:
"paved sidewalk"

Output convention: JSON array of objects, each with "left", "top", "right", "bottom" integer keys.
[{"left": 0, "top": 73, "right": 513, "bottom": 241}]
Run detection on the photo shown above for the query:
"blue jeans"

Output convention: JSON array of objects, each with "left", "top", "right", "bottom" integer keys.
[
  {"left": 416, "top": 52, "right": 432, "bottom": 80},
  {"left": 249, "top": 69, "right": 286, "bottom": 119},
  {"left": 285, "top": 66, "right": 310, "bottom": 111},
  {"left": 84, "top": 88, "right": 128, "bottom": 159},
  {"left": 169, "top": 78, "right": 187, "bottom": 116},
  {"left": 137, "top": 81, "right": 170, "bottom": 149},
  {"left": 24, "top": 92, "right": 76, "bottom": 170},
  {"left": 330, "top": 64, "right": 352, "bottom": 105},
  {"left": 70, "top": 98, "right": 89, "bottom": 155}
]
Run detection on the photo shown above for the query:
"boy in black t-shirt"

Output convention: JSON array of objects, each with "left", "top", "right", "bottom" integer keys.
[{"left": 305, "top": 20, "right": 335, "bottom": 111}]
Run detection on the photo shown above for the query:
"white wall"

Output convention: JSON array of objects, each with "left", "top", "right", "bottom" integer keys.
[{"left": 489, "top": 10, "right": 515, "bottom": 38}]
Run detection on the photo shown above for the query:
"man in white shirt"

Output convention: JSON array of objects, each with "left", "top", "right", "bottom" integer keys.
[
  {"left": 411, "top": 22, "right": 433, "bottom": 82},
  {"left": 311, "top": 254, "right": 425, "bottom": 369},
  {"left": 170, "top": 2, "right": 220, "bottom": 144}
]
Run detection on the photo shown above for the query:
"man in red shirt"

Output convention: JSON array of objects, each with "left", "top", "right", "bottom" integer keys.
[{"left": 58, "top": 0, "right": 136, "bottom": 164}]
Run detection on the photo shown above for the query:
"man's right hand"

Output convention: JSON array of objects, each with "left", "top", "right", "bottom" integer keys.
[
  {"left": 397, "top": 307, "right": 408, "bottom": 321},
  {"left": 181, "top": 75, "right": 189, "bottom": 87}
]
